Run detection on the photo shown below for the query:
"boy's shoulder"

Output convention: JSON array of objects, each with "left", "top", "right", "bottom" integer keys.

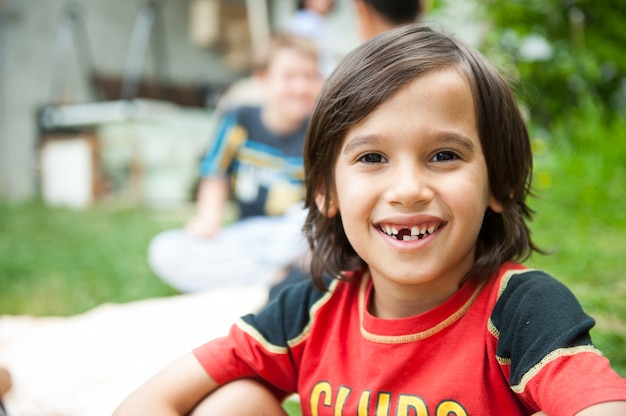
[
  {"left": 488, "top": 264, "right": 587, "bottom": 328},
  {"left": 240, "top": 272, "right": 359, "bottom": 347},
  {"left": 488, "top": 264, "right": 595, "bottom": 385},
  {"left": 490, "top": 264, "right": 580, "bottom": 311}
]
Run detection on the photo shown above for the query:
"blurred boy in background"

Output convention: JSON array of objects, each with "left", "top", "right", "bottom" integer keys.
[{"left": 148, "top": 33, "right": 322, "bottom": 293}]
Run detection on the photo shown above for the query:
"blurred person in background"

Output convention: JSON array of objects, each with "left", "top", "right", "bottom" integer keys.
[
  {"left": 288, "top": 0, "right": 336, "bottom": 76},
  {"left": 147, "top": 33, "right": 322, "bottom": 293},
  {"left": 289, "top": 0, "right": 335, "bottom": 39},
  {"left": 353, "top": 0, "right": 425, "bottom": 40}
]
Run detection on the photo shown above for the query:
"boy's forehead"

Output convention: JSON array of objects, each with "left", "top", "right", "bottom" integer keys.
[
  {"left": 338, "top": 66, "right": 474, "bottom": 119},
  {"left": 267, "top": 48, "right": 317, "bottom": 69},
  {"left": 279, "top": 44, "right": 317, "bottom": 60},
  {"left": 338, "top": 68, "right": 479, "bottom": 146}
]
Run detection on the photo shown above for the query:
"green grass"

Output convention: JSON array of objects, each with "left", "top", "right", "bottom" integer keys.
[
  {"left": 283, "top": 399, "right": 302, "bottom": 415},
  {"left": 0, "top": 202, "right": 179, "bottom": 316}
]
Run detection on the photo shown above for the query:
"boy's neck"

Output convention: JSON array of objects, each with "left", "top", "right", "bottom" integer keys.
[
  {"left": 368, "top": 274, "right": 465, "bottom": 319},
  {"left": 261, "top": 105, "right": 304, "bottom": 135}
]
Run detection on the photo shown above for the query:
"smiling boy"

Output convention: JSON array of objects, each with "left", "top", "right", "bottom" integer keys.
[{"left": 115, "top": 25, "right": 626, "bottom": 416}]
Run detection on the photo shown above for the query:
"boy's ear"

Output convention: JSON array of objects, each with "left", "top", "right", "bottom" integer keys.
[
  {"left": 315, "top": 189, "right": 338, "bottom": 218},
  {"left": 488, "top": 194, "right": 505, "bottom": 214}
]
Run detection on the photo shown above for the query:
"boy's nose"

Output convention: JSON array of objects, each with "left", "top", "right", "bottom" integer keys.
[{"left": 384, "top": 164, "right": 434, "bottom": 207}]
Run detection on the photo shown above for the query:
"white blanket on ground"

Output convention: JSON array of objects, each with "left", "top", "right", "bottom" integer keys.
[{"left": 0, "top": 285, "right": 268, "bottom": 416}]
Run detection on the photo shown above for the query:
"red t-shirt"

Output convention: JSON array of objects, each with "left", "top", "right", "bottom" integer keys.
[{"left": 194, "top": 263, "right": 626, "bottom": 415}]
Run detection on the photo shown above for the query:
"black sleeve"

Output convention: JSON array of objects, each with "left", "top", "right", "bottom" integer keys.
[
  {"left": 491, "top": 270, "right": 596, "bottom": 386},
  {"left": 240, "top": 275, "right": 334, "bottom": 347}
]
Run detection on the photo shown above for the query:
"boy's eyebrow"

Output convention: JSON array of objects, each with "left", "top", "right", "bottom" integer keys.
[
  {"left": 342, "top": 134, "right": 382, "bottom": 155},
  {"left": 439, "top": 133, "right": 477, "bottom": 154}
]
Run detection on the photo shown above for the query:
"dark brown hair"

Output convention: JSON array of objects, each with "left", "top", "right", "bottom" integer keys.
[
  {"left": 303, "top": 24, "right": 539, "bottom": 289},
  {"left": 362, "top": 0, "right": 422, "bottom": 24}
]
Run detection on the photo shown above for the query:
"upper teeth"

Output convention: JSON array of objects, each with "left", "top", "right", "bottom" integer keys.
[{"left": 381, "top": 224, "right": 437, "bottom": 240}]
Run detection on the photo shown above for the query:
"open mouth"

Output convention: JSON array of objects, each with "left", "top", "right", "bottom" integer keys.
[{"left": 377, "top": 222, "right": 445, "bottom": 241}]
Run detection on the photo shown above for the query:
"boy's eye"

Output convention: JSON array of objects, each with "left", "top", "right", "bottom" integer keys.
[
  {"left": 358, "top": 153, "right": 386, "bottom": 164},
  {"left": 431, "top": 151, "right": 458, "bottom": 162}
]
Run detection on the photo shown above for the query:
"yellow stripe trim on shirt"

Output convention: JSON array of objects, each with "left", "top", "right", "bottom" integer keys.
[
  {"left": 236, "top": 318, "right": 289, "bottom": 355},
  {"left": 510, "top": 345, "right": 604, "bottom": 393},
  {"left": 287, "top": 279, "right": 340, "bottom": 348},
  {"left": 218, "top": 125, "right": 247, "bottom": 173},
  {"left": 234, "top": 279, "right": 340, "bottom": 353}
]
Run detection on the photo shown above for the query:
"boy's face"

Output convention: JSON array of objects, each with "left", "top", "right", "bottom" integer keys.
[
  {"left": 306, "top": 0, "right": 334, "bottom": 15},
  {"left": 260, "top": 48, "right": 322, "bottom": 124},
  {"left": 321, "top": 68, "right": 503, "bottom": 309}
]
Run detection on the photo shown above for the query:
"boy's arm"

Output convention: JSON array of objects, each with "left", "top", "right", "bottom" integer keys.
[
  {"left": 114, "top": 353, "right": 219, "bottom": 415},
  {"left": 575, "top": 401, "right": 626, "bottom": 415},
  {"left": 185, "top": 177, "right": 230, "bottom": 238},
  {"left": 532, "top": 402, "right": 626, "bottom": 415}
]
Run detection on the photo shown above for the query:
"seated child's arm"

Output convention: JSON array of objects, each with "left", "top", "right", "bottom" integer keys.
[
  {"left": 114, "top": 353, "right": 219, "bottom": 415},
  {"left": 185, "top": 177, "right": 230, "bottom": 238}
]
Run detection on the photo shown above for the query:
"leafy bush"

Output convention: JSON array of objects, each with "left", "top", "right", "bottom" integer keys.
[{"left": 481, "top": 0, "right": 626, "bottom": 128}]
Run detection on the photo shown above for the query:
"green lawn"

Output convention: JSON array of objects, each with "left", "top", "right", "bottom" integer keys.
[{"left": 0, "top": 202, "right": 179, "bottom": 315}]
